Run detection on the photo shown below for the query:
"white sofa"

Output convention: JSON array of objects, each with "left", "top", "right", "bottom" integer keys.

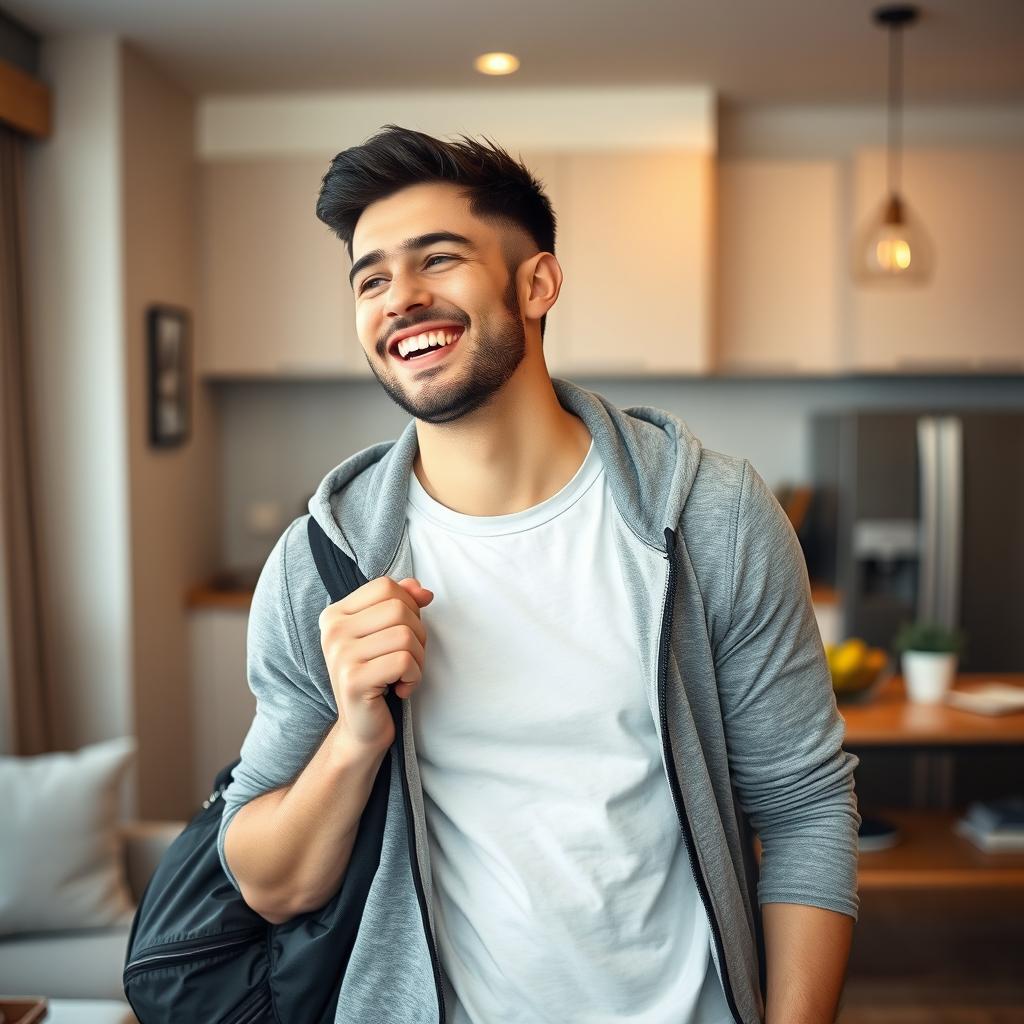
[{"left": 0, "top": 820, "right": 186, "bottom": 1010}]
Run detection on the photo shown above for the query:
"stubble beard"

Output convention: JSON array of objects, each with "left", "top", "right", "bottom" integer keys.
[{"left": 366, "top": 276, "right": 527, "bottom": 425}]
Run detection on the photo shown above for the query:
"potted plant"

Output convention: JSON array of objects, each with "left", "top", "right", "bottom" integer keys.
[{"left": 892, "top": 620, "right": 968, "bottom": 705}]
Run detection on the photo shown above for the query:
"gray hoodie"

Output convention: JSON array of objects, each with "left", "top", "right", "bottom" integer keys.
[{"left": 217, "top": 376, "right": 861, "bottom": 1024}]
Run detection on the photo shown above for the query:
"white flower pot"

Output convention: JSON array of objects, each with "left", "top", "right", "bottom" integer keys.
[{"left": 901, "top": 650, "right": 958, "bottom": 705}]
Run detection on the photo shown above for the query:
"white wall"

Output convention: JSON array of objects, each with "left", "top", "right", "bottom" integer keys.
[
  {"left": 196, "top": 86, "right": 715, "bottom": 158},
  {"left": 23, "top": 35, "right": 135, "bottom": 816},
  {"left": 718, "top": 101, "right": 1024, "bottom": 157}
]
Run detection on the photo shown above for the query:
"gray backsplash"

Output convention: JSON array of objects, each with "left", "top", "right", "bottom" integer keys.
[{"left": 214, "top": 373, "right": 1024, "bottom": 576}]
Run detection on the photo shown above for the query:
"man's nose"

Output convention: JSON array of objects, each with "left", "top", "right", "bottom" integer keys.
[{"left": 384, "top": 275, "right": 433, "bottom": 317}]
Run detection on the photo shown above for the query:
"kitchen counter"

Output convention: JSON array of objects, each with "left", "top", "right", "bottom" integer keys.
[
  {"left": 809, "top": 580, "right": 842, "bottom": 605},
  {"left": 841, "top": 674, "right": 1024, "bottom": 745}
]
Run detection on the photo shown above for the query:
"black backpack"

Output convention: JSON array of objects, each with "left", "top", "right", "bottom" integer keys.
[{"left": 122, "top": 517, "right": 401, "bottom": 1023}]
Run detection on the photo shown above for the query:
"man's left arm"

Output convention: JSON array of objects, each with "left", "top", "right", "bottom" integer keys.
[
  {"left": 762, "top": 903, "right": 854, "bottom": 1023},
  {"left": 713, "top": 459, "right": 861, "bottom": 1022}
]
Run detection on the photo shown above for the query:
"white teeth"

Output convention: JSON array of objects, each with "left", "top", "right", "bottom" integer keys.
[{"left": 397, "top": 329, "right": 460, "bottom": 359}]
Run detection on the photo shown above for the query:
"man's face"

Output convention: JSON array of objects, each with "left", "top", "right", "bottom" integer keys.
[{"left": 350, "top": 182, "right": 529, "bottom": 424}]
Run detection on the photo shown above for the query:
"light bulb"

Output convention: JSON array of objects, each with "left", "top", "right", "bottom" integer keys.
[
  {"left": 853, "top": 193, "right": 934, "bottom": 283},
  {"left": 473, "top": 52, "right": 520, "bottom": 75},
  {"left": 874, "top": 236, "right": 912, "bottom": 272}
]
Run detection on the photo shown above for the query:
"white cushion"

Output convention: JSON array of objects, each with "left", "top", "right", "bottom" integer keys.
[
  {"left": 0, "top": 736, "right": 137, "bottom": 937},
  {"left": 46, "top": 1000, "right": 137, "bottom": 1024},
  {"left": 0, "top": 923, "right": 133, "bottom": 999}
]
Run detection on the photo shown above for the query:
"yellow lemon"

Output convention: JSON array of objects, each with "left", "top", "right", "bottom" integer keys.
[{"left": 832, "top": 638, "right": 867, "bottom": 677}]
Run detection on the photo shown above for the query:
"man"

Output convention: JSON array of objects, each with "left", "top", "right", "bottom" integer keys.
[{"left": 220, "top": 124, "right": 861, "bottom": 1024}]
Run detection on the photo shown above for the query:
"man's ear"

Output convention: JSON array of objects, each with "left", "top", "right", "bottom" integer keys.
[{"left": 520, "top": 251, "right": 562, "bottom": 324}]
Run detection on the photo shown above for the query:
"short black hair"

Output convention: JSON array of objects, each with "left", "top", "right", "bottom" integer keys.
[{"left": 315, "top": 124, "right": 557, "bottom": 339}]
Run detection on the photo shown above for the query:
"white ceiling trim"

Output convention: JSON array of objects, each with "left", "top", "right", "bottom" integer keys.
[{"left": 195, "top": 86, "right": 715, "bottom": 160}]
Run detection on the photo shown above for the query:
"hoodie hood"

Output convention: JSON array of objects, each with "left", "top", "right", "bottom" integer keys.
[{"left": 307, "top": 376, "right": 704, "bottom": 579}]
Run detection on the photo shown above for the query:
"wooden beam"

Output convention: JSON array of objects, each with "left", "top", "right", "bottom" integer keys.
[{"left": 0, "top": 58, "right": 51, "bottom": 138}]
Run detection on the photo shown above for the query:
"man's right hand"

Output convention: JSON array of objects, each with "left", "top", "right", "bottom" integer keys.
[{"left": 318, "top": 576, "right": 434, "bottom": 754}]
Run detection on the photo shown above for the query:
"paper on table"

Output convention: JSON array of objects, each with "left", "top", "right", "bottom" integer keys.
[{"left": 946, "top": 682, "right": 1024, "bottom": 716}]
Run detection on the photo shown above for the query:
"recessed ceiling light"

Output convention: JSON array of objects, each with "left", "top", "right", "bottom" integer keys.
[{"left": 474, "top": 52, "right": 520, "bottom": 76}]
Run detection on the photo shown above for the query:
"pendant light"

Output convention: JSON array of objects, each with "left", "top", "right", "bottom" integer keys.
[{"left": 853, "top": 4, "right": 934, "bottom": 283}]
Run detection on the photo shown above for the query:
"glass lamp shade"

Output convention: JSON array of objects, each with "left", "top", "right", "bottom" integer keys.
[{"left": 853, "top": 193, "right": 934, "bottom": 283}]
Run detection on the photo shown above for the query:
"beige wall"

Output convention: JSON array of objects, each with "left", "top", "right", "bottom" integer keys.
[{"left": 121, "top": 42, "right": 220, "bottom": 819}]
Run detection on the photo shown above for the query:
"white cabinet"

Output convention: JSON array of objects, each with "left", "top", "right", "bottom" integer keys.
[
  {"left": 188, "top": 607, "right": 252, "bottom": 802},
  {"left": 715, "top": 159, "right": 844, "bottom": 374},
  {"left": 850, "top": 147, "right": 1024, "bottom": 374},
  {"left": 200, "top": 150, "right": 713, "bottom": 378},
  {"left": 521, "top": 149, "right": 714, "bottom": 376},
  {"left": 197, "top": 147, "right": 1024, "bottom": 380},
  {"left": 716, "top": 148, "right": 1024, "bottom": 377},
  {"left": 513, "top": 150, "right": 572, "bottom": 377},
  {"left": 199, "top": 158, "right": 372, "bottom": 378}
]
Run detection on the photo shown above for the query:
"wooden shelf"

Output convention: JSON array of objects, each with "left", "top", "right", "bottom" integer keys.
[
  {"left": 840, "top": 674, "right": 1024, "bottom": 746},
  {"left": 186, "top": 583, "right": 253, "bottom": 610},
  {"left": 857, "top": 810, "right": 1024, "bottom": 890},
  {"left": 186, "top": 570, "right": 260, "bottom": 610}
]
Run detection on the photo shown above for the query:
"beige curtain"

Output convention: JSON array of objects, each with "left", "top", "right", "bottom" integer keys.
[{"left": 0, "top": 122, "right": 57, "bottom": 755}]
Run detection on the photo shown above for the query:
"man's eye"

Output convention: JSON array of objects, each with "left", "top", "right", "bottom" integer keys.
[{"left": 359, "top": 255, "right": 454, "bottom": 294}]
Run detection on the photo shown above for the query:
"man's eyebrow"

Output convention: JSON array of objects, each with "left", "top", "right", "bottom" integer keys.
[{"left": 349, "top": 231, "right": 476, "bottom": 287}]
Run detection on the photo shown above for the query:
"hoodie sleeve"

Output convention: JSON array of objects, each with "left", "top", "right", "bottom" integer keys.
[
  {"left": 713, "top": 459, "right": 861, "bottom": 920},
  {"left": 216, "top": 516, "right": 337, "bottom": 894}
]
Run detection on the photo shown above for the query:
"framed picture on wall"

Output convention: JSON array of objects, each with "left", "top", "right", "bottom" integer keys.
[{"left": 147, "top": 305, "right": 191, "bottom": 448}]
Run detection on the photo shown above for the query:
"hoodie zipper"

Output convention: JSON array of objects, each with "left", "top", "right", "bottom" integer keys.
[
  {"left": 123, "top": 927, "right": 264, "bottom": 982},
  {"left": 350, "top": 526, "right": 445, "bottom": 1022},
  {"left": 659, "top": 527, "right": 743, "bottom": 1024},
  {"left": 396, "top": 697, "right": 447, "bottom": 1023},
  {"left": 352, "top": 532, "right": 446, "bottom": 1021}
]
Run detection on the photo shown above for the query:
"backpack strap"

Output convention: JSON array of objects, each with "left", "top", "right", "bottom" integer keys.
[
  {"left": 305, "top": 515, "right": 404, "bottom": 715},
  {"left": 307, "top": 514, "right": 368, "bottom": 602}
]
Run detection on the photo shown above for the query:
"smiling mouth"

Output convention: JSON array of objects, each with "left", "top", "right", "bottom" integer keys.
[{"left": 390, "top": 327, "right": 465, "bottom": 366}]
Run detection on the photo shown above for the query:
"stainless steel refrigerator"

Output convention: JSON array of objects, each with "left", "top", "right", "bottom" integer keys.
[{"left": 805, "top": 410, "right": 1024, "bottom": 672}]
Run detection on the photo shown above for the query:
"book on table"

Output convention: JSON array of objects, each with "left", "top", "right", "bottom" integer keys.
[{"left": 955, "top": 795, "right": 1024, "bottom": 852}]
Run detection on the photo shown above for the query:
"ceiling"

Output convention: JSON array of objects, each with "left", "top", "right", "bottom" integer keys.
[{"left": 6, "top": 0, "right": 1024, "bottom": 103}]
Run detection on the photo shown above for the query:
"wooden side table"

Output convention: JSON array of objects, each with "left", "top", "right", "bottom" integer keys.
[
  {"left": 840, "top": 673, "right": 1024, "bottom": 890},
  {"left": 835, "top": 675, "right": 1024, "bottom": 1015}
]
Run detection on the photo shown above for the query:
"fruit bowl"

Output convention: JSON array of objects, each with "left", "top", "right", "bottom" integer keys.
[{"left": 825, "top": 638, "right": 893, "bottom": 704}]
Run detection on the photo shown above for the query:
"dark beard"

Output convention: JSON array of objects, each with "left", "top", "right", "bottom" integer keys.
[{"left": 367, "top": 274, "right": 526, "bottom": 425}]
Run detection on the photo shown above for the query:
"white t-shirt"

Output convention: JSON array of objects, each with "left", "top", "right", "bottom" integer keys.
[{"left": 406, "top": 436, "right": 733, "bottom": 1024}]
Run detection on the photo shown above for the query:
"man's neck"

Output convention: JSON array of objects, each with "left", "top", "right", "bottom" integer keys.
[{"left": 411, "top": 372, "right": 592, "bottom": 518}]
